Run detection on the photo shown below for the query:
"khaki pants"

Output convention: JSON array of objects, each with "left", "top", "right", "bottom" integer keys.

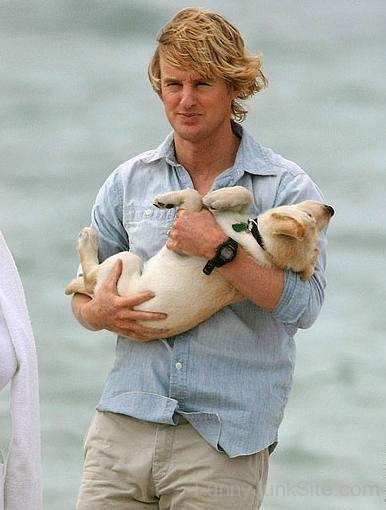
[{"left": 77, "top": 411, "right": 269, "bottom": 510}]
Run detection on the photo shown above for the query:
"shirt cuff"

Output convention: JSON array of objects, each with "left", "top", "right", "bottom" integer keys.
[{"left": 271, "top": 269, "right": 310, "bottom": 324}]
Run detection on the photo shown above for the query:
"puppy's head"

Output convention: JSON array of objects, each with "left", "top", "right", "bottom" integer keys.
[
  {"left": 267, "top": 200, "right": 334, "bottom": 240},
  {"left": 258, "top": 200, "right": 334, "bottom": 278}
]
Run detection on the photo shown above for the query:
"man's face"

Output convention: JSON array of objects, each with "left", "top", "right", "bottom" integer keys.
[{"left": 159, "top": 57, "right": 238, "bottom": 144}]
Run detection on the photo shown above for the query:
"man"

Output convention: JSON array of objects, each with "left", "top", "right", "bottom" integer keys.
[{"left": 73, "top": 8, "right": 329, "bottom": 509}]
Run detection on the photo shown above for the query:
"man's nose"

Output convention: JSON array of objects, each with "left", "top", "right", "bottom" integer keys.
[{"left": 180, "top": 86, "right": 196, "bottom": 108}]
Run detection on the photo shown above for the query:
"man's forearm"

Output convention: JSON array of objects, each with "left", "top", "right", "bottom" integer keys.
[
  {"left": 167, "top": 209, "right": 285, "bottom": 312},
  {"left": 218, "top": 246, "right": 285, "bottom": 312}
]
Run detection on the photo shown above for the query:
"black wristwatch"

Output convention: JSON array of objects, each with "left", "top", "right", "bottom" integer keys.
[{"left": 203, "top": 237, "right": 238, "bottom": 275}]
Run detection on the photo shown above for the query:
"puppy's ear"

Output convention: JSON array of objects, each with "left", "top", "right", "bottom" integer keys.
[{"left": 271, "top": 213, "right": 305, "bottom": 240}]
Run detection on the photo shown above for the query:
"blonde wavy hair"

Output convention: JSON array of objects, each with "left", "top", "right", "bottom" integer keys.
[{"left": 148, "top": 7, "right": 268, "bottom": 122}]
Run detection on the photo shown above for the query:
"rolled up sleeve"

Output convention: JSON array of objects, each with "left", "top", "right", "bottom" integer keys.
[
  {"left": 271, "top": 254, "right": 326, "bottom": 329},
  {"left": 269, "top": 167, "right": 329, "bottom": 329},
  {"left": 91, "top": 167, "right": 129, "bottom": 262}
]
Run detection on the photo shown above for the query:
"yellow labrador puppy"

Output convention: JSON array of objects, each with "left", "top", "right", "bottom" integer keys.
[{"left": 65, "top": 186, "right": 333, "bottom": 337}]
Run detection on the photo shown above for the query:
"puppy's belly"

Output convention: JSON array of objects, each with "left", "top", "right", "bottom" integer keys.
[{"left": 128, "top": 250, "right": 241, "bottom": 335}]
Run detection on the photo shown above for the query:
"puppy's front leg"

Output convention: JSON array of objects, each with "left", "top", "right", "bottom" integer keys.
[
  {"left": 299, "top": 247, "right": 320, "bottom": 281},
  {"left": 203, "top": 186, "right": 253, "bottom": 214},
  {"left": 153, "top": 189, "right": 203, "bottom": 212}
]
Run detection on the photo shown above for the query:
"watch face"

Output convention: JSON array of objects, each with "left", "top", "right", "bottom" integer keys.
[{"left": 220, "top": 245, "right": 235, "bottom": 261}]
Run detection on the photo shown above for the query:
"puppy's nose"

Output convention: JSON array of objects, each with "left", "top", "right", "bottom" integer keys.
[{"left": 324, "top": 205, "right": 335, "bottom": 217}]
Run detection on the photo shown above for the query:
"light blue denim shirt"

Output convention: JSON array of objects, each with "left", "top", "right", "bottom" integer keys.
[{"left": 91, "top": 122, "right": 328, "bottom": 457}]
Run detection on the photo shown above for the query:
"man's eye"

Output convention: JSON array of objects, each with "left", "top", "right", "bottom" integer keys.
[{"left": 164, "top": 81, "right": 181, "bottom": 88}]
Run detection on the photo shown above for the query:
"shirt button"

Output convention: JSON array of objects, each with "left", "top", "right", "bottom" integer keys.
[
  {"left": 144, "top": 209, "right": 152, "bottom": 216},
  {"left": 175, "top": 362, "right": 183, "bottom": 370}
]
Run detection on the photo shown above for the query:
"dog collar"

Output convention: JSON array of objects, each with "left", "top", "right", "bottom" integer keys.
[{"left": 232, "top": 218, "right": 265, "bottom": 250}]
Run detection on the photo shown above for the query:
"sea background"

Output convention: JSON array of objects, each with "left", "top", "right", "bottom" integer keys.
[{"left": 0, "top": 0, "right": 385, "bottom": 508}]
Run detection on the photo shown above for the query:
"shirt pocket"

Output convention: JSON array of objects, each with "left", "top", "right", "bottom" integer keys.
[{"left": 123, "top": 205, "right": 176, "bottom": 261}]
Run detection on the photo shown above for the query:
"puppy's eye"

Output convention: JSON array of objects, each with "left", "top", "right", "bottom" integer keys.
[{"left": 305, "top": 212, "right": 313, "bottom": 219}]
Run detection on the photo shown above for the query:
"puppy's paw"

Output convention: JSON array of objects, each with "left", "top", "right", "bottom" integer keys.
[
  {"left": 299, "top": 265, "right": 314, "bottom": 280},
  {"left": 78, "top": 227, "right": 98, "bottom": 250},
  {"left": 65, "top": 277, "right": 83, "bottom": 295},
  {"left": 153, "top": 193, "right": 178, "bottom": 209},
  {"left": 153, "top": 189, "right": 202, "bottom": 211},
  {"left": 203, "top": 186, "right": 253, "bottom": 213}
]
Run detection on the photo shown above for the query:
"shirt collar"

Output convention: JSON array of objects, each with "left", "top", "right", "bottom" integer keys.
[
  {"left": 141, "top": 132, "right": 176, "bottom": 166},
  {"left": 141, "top": 121, "right": 276, "bottom": 176},
  {"left": 232, "top": 121, "right": 276, "bottom": 176}
]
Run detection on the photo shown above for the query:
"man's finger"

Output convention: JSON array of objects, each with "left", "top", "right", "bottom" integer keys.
[
  {"left": 121, "top": 290, "right": 157, "bottom": 307},
  {"left": 104, "top": 259, "right": 123, "bottom": 289},
  {"left": 125, "top": 310, "right": 168, "bottom": 321}
]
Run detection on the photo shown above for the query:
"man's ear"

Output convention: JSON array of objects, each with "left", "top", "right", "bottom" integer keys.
[
  {"left": 229, "top": 84, "right": 241, "bottom": 101},
  {"left": 271, "top": 213, "right": 305, "bottom": 240}
]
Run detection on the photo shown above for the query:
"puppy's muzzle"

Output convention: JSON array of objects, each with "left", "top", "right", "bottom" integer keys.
[{"left": 324, "top": 205, "right": 335, "bottom": 217}]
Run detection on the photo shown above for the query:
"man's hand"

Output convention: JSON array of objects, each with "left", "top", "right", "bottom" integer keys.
[
  {"left": 166, "top": 209, "right": 227, "bottom": 259},
  {"left": 72, "top": 259, "right": 168, "bottom": 341}
]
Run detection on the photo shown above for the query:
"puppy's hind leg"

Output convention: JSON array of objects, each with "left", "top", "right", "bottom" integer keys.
[
  {"left": 153, "top": 189, "right": 203, "bottom": 212},
  {"left": 78, "top": 227, "right": 100, "bottom": 287},
  {"left": 203, "top": 186, "right": 253, "bottom": 214},
  {"left": 65, "top": 277, "right": 92, "bottom": 296}
]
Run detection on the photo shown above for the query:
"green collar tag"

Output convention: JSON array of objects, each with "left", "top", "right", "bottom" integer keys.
[{"left": 232, "top": 222, "right": 248, "bottom": 233}]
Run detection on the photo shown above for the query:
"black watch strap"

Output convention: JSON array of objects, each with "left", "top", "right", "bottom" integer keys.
[
  {"left": 203, "top": 260, "right": 216, "bottom": 275},
  {"left": 203, "top": 237, "right": 238, "bottom": 276}
]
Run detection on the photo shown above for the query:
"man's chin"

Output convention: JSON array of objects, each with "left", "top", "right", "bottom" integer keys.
[{"left": 173, "top": 125, "right": 207, "bottom": 144}]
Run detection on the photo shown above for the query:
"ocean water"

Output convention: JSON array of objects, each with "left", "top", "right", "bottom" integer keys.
[{"left": 0, "top": 1, "right": 385, "bottom": 508}]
